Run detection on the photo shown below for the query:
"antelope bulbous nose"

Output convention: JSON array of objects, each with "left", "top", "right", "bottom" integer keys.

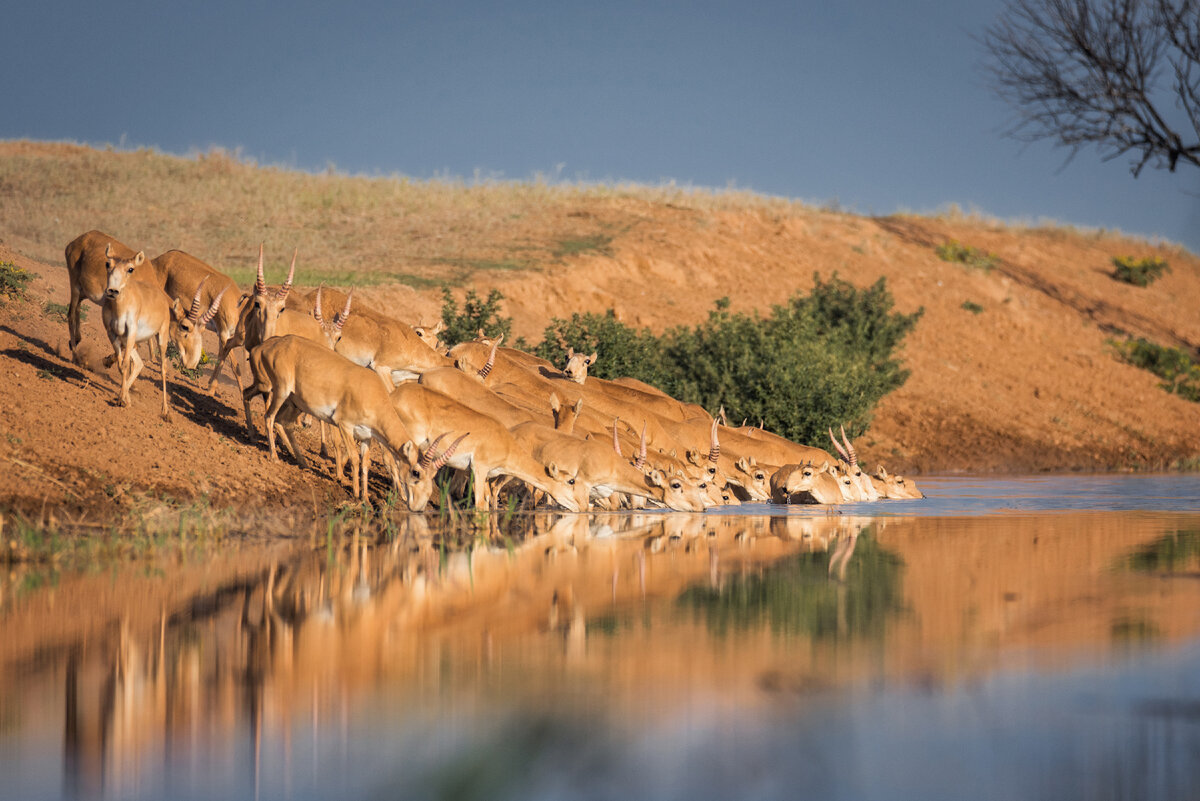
[{"left": 105, "top": 289, "right": 119, "bottom": 298}]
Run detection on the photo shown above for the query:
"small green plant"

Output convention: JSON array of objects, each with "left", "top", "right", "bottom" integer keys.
[
  {"left": 961, "top": 300, "right": 984, "bottom": 314},
  {"left": 1109, "top": 337, "right": 1200, "bottom": 402},
  {"left": 43, "top": 301, "right": 81, "bottom": 323},
  {"left": 1111, "top": 255, "right": 1169, "bottom": 287},
  {"left": 935, "top": 240, "right": 997, "bottom": 273},
  {"left": 166, "top": 342, "right": 209, "bottom": 379},
  {"left": 0, "top": 260, "right": 32, "bottom": 303}
]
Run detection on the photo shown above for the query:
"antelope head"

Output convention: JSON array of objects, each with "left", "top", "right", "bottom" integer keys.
[
  {"left": 549, "top": 392, "right": 584, "bottom": 433},
  {"left": 103, "top": 244, "right": 147, "bottom": 300},
  {"left": 313, "top": 285, "right": 353, "bottom": 348},
  {"left": 396, "top": 432, "right": 469, "bottom": 511},
  {"left": 875, "top": 465, "right": 924, "bottom": 499},
  {"left": 169, "top": 277, "right": 228, "bottom": 369},
  {"left": 248, "top": 244, "right": 297, "bottom": 340},
  {"left": 733, "top": 456, "right": 771, "bottom": 502},
  {"left": 562, "top": 347, "right": 596, "bottom": 384},
  {"left": 412, "top": 320, "right": 445, "bottom": 353}
]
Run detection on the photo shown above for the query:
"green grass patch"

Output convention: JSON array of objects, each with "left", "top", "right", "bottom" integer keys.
[
  {"left": 43, "top": 300, "right": 80, "bottom": 323},
  {"left": 165, "top": 342, "right": 209, "bottom": 380},
  {"left": 1111, "top": 255, "right": 1169, "bottom": 287},
  {"left": 960, "top": 300, "right": 984, "bottom": 314},
  {"left": 1109, "top": 336, "right": 1200, "bottom": 402},
  {"left": 554, "top": 233, "right": 613, "bottom": 259},
  {"left": 935, "top": 240, "right": 998, "bottom": 273},
  {"left": 222, "top": 266, "right": 398, "bottom": 288},
  {"left": 0, "top": 260, "right": 31, "bottom": 303}
]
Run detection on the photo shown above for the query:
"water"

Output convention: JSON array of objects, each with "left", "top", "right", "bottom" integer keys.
[{"left": 3, "top": 475, "right": 1200, "bottom": 800}]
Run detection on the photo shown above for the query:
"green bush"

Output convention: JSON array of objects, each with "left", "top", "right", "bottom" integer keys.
[
  {"left": 961, "top": 300, "right": 984, "bottom": 314},
  {"left": 535, "top": 309, "right": 668, "bottom": 381},
  {"left": 439, "top": 287, "right": 513, "bottom": 348},
  {"left": 935, "top": 240, "right": 997, "bottom": 272},
  {"left": 0, "top": 260, "right": 31, "bottom": 303},
  {"left": 462, "top": 274, "right": 922, "bottom": 446},
  {"left": 1110, "top": 337, "right": 1200, "bottom": 402},
  {"left": 1111, "top": 255, "right": 1169, "bottom": 287},
  {"left": 658, "top": 275, "right": 922, "bottom": 443}
]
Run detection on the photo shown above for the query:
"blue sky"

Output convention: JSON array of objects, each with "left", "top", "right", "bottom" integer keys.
[{"left": 8, "top": 0, "right": 1200, "bottom": 251}]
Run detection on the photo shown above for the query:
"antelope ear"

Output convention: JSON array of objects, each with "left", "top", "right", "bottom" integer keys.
[
  {"left": 400, "top": 441, "right": 419, "bottom": 466},
  {"left": 134, "top": 251, "right": 145, "bottom": 266},
  {"left": 572, "top": 398, "right": 583, "bottom": 413},
  {"left": 171, "top": 298, "right": 184, "bottom": 319},
  {"left": 686, "top": 449, "right": 702, "bottom": 466},
  {"left": 566, "top": 346, "right": 575, "bottom": 359},
  {"left": 545, "top": 461, "right": 561, "bottom": 479},
  {"left": 105, "top": 243, "right": 113, "bottom": 258},
  {"left": 647, "top": 469, "right": 666, "bottom": 488},
  {"left": 736, "top": 456, "right": 750, "bottom": 472},
  {"left": 433, "top": 320, "right": 445, "bottom": 334},
  {"left": 549, "top": 393, "right": 561, "bottom": 413},
  {"left": 587, "top": 351, "right": 597, "bottom": 365}
]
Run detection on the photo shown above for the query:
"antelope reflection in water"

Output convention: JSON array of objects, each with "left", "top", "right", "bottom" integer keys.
[{"left": 49, "top": 512, "right": 874, "bottom": 796}]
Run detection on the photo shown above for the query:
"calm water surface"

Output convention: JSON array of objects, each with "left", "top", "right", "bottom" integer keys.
[{"left": 3, "top": 475, "right": 1200, "bottom": 800}]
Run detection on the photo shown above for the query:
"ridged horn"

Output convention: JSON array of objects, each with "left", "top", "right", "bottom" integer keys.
[
  {"left": 477, "top": 336, "right": 501, "bottom": 379},
  {"left": 419, "top": 433, "right": 450, "bottom": 469},
  {"left": 708, "top": 418, "right": 720, "bottom": 463},
  {"left": 187, "top": 276, "right": 210, "bottom": 322},
  {"left": 432, "top": 432, "right": 469, "bottom": 470},
  {"left": 313, "top": 284, "right": 326, "bottom": 326},
  {"left": 840, "top": 425, "right": 858, "bottom": 468},
  {"left": 199, "top": 284, "right": 227, "bottom": 326},
  {"left": 254, "top": 244, "right": 266, "bottom": 297},
  {"left": 335, "top": 289, "right": 353, "bottom": 330},
  {"left": 612, "top": 419, "right": 623, "bottom": 457},
  {"left": 635, "top": 422, "right": 647, "bottom": 470},
  {"left": 275, "top": 248, "right": 296, "bottom": 301},
  {"left": 829, "top": 427, "right": 851, "bottom": 464}
]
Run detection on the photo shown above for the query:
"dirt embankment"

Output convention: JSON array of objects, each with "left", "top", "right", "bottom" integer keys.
[{"left": 2, "top": 193, "right": 1198, "bottom": 519}]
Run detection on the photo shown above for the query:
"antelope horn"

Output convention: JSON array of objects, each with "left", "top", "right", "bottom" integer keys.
[
  {"left": 432, "top": 432, "right": 470, "bottom": 470},
  {"left": 478, "top": 337, "right": 499, "bottom": 379},
  {"left": 708, "top": 418, "right": 720, "bottom": 463},
  {"left": 254, "top": 243, "right": 266, "bottom": 297},
  {"left": 275, "top": 248, "right": 296, "bottom": 301},
  {"left": 829, "top": 427, "right": 851, "bottom": 464},
  {"left": 612, "top": 418, "right": 623, "bottom": 457},
  {"left": 335, "top": 289, "right": 353, "bottom": 330},
  {"left": 187, "top": 276, "right": 210, "bottom": 322},
  {"left": 635, "top": 422, "right": 647, "bottom": 470},
  {"left": 419, "top": 432, "right": 450, "bottom": 469},
  {"left": 313, "top": 284, "right": 326, "bottom": 326},
  {"left": 199, "top": 284, "right": 227, "bottom": 326},
  {"left": 840, "top": 425, "right": 858, "bottom": 468}
]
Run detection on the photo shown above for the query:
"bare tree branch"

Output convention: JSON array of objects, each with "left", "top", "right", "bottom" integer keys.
[{"left": 984, "top": 0, "right": 1200, "bottom": 176}]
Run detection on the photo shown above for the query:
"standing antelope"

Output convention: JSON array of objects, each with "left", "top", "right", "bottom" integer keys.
[
  {"left": 102, "top": 246, "right": 223, "bottom": 420},
  {"left": 388, "top": 383, "right": 585, "bottom": 512},
  {"left": 155, "top": 250, "right": 245, "bottom": 393},
  {"left": 65, "top": 230, "right": 162, "bottom": 352},
  {"left": 246, "top": 335, "right": 458, "bottom": 506}
]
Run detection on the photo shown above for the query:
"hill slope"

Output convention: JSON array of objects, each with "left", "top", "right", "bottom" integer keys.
[{"left": 1, "top": 141, "right": 1198, "bottom": 516}]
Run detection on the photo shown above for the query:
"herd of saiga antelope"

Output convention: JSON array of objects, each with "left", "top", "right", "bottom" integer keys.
[{"left": 65, "top": 228, "right": 924, "bottom": 512}]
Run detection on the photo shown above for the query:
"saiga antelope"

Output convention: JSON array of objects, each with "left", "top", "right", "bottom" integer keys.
[{"left": 102, "top": 246, "right": 224, "bottom": 420}]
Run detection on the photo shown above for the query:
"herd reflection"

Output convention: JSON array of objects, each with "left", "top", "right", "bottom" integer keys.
[{"left": 5, "top": 508, "right": 1200, "bottom": 799}]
